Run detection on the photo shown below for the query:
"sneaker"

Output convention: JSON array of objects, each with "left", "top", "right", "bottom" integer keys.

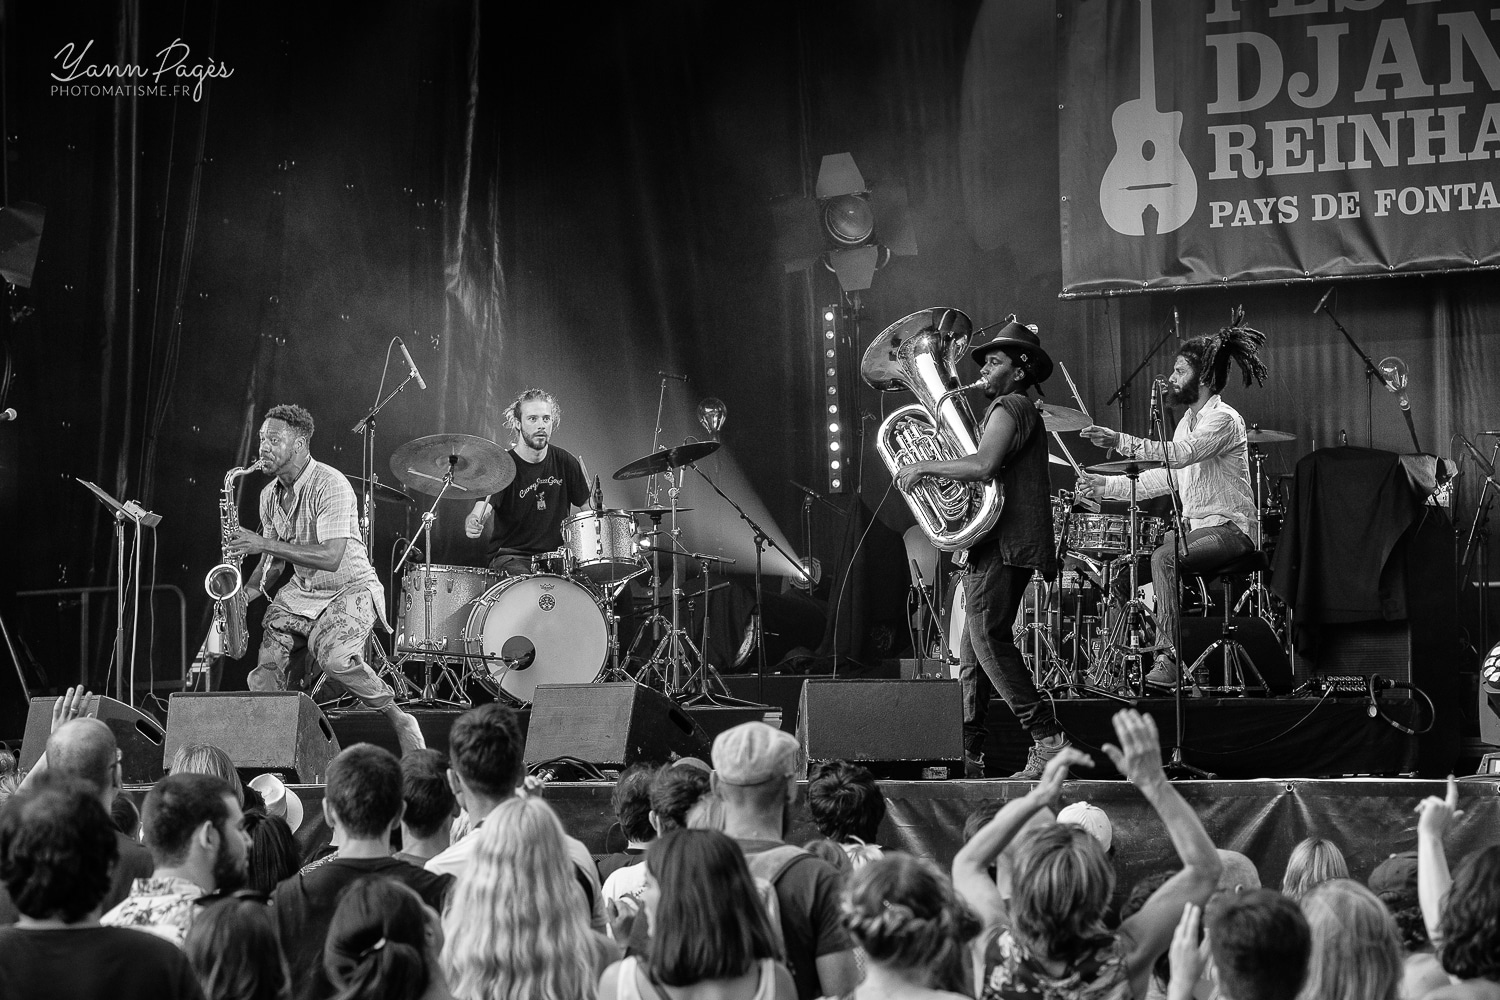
[
  {"left": 1008, "top": 733, "right": 1071, "bottom": 780},
  {"left": 964, "top": 752, "right": 986, "bottom": 779},
  {"left": 388, "top": 709, "right": 427, "bottom": 755},
  {"left": 1145, "top": 655, "right": 1180, "bottom": 689}
]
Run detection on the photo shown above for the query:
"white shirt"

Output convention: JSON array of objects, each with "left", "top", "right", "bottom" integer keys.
[{"left": 1096, "top": 394, "right": 1256, "bottom": 535}]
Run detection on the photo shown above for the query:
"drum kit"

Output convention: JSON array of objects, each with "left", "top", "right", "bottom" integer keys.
[
  {"left": 943, "top": 402, "right": 1297, "bottom": 700},
  {"left": 360, "top": 432, "right": 737, "bottom": 709}
]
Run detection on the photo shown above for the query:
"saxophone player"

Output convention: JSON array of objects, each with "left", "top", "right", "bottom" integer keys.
[
  {"left": 894, "top": 321, "right": 1070, "bottom": 779},
  {"left": 225, "top": 404, "right": 426, "bottom": 754}
]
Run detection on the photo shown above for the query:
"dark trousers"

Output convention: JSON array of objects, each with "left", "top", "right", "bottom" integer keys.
[
  {"left": 1111, "top": 523, "right": 1254, "bottom": 656},
  {"left": 960, "top": 551, "right": 1060, "bottom": 751}
]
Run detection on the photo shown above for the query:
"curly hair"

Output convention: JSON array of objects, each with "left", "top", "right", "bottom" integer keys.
[
  {"left": 1282, "top": 837, "right": 1350, "bottom": 903},
  {"left": 186, "top": 898, "right": 292, "bottom": 1000},
  {"left": 1177, "top": 305, "right": 1269, "bottom": 395},
  {"left": 611, "top": 763, "right": 659, "bottom": 845},
  {"left": 1297, "top": 879, "right": 1402, "bottom": 1000},
  {"left": 648, "top": 763, "right": 712, "bottom": 833},
  {"left": 1009, "top": 822, "right": 1116, "bottom": 964},
  {"left": 0, "top": 778, "right": 118, "bottom": 922},
  {"left": 503, "top": 388, "right": 561, "bottom": 433},
  {"left": 264, "top": 404, "right": 315, "bottom": 441},
  {"left": 841, "top": 853, "right": 980, "bottom": 976},
  {"left": 807, "top": 760, "right": 887, "bottom": 845},
  {"left": 647, "top": 829, "right": 781, "bottom": 985},
  {"left": 441, "top": 797, "right": 605, "bottom": 1000},
  {"left": 1439, "top": 844, "right": 1500, "bottom": 981}
]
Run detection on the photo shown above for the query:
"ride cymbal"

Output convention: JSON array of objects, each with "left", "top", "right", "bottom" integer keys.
[
  {"left": 391, "top": 434, "right": 515, "bottom": 500},
  {"left": 613, "top": 441, "right": 721, "bottom": 480},
  {"left": 1039, "top": 403, "right": 1092, "bottom": 433},
  {"left": 1247, "top": 427, "right": 1297, "bottom": 444}
]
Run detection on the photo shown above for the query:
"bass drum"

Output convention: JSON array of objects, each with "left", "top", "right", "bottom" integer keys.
[{"left": 463, "top": 574, "right": 608, "bottom": 704}]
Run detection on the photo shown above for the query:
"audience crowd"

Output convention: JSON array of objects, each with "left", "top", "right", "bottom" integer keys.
[{"left": 1, "top": 689, "right": 1497, "bottom": 1000}]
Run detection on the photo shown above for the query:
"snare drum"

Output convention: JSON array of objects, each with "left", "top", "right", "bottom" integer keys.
[
  {"left": 396, "top": 564, "right": 500, "bottom": 653},
  {"left": 462, "top": 574, "right": 608, "bottom": 703},
  {"left": 562, "top": 509, "right": 647, "bottom": 585},
  {"left": 1068, "top": 513, "right": 1167, "bottom": 557}
]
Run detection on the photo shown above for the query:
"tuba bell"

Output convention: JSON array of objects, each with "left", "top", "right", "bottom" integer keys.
[{"left": 860, "top": 307, "right": 1002, "bottom": 552}]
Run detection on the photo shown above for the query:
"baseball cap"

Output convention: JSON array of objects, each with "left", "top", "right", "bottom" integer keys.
[
  {"left": 1057, "top": 801, "right": 1113, "bottom": 852},
  {"left": 711, "top": 722, "right": 798, "bottom": 785},
  {"left": 1368, "top": 851, "right": 1418, "bottom": 900}
]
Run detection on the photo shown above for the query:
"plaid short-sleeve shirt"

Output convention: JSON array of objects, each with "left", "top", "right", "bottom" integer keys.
[{"left": 259, "top": 458, "right": 385, "bottom": 621}]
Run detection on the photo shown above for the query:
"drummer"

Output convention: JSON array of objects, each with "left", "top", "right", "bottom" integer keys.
[
  {"left": 464, "top": 388, "right": 592, "bottom": 574},
  {"left": 1077, "top": 323, "right": 1266, "bottom": 690}
]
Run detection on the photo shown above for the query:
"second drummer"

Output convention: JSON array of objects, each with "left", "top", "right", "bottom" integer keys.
[{"left": 464, "top": 388, "right": 591, "bottom": 574}]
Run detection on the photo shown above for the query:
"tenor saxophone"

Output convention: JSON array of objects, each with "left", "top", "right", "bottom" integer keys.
[{"left": 204, "top": 461, "right": 264, "bottom": 658}]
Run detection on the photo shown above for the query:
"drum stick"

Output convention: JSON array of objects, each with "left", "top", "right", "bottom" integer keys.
[{"left": 1058, "top": 362, "right": 1091, "bottom": 421}]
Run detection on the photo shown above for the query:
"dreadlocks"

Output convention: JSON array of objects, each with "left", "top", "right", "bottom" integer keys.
[{"left": 1177, "top": 306, "right": 1268, "bottom": 395}]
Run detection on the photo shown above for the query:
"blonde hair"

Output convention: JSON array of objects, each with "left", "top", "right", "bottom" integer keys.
[
  {"left": 1281, "top": 837, "right": 1349, "bottom": 903},
  {"left": 1297, "top": 879, "right": 1401, "bottom": 1000},
  {"left": 441, "top": 797, "right": 601, "bottom": 1000}
]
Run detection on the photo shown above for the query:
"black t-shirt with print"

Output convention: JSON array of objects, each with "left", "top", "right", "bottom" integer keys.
[{"left": 485, "top": 445, "right": 590, "bottom": 560}]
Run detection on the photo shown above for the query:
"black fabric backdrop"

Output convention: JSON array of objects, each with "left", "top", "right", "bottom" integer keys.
[{"left": 2, "top": 2, "right": 1497, "bottom": 735}]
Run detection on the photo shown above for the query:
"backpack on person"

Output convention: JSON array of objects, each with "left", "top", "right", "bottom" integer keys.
[{"left": 745, "top": 844, "right": 809, "bottom": 956}]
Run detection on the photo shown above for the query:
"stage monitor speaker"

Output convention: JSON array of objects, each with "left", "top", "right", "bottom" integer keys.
[
  {"left": 163, "top": 692, "right": 339, "bottom": 783},
  {"left": 1293, "top": 620, "right": 1447, "bottom": 692},
  {"left": 796, "top": 679, "right": 962, "bottom": 779},
  {"left": 20, "top": 695, "right": 166, "bottom": 785},
  {"left": 523, "top": 682, "right": 711, "bottom": 771},
  {"left": 1178, "top": 616, "right": 1294, "bottom": 694}
]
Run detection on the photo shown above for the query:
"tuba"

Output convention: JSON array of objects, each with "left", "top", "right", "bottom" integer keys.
[
  {"left": 204, "top": 461, "right": 264, "bottom": 659},
  {"left": 861, "top": 307, "right": 1002, "bottom": 552}
]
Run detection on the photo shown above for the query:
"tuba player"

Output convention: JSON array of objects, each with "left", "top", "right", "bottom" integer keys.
[{"left": 895, "top": 320, "right": 1071, "bottom": 778}]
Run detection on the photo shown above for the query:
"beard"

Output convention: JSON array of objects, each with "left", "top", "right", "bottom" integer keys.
[
  {"left": 212, "top": 835, "right": 248, "bottom": 893},
  {"left": 526, "top": 431, "right": 549, "bottom": 448},
  {"left": 1166, "top": 374, "right": 1202, "bottom": 407}
]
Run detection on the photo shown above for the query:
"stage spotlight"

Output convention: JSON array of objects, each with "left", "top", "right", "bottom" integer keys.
[
  {"left": 770, "top": 152, "right": 916, "bottom": 294},
  {"left": 791, "top": 556, "right": 823, "bottom": 592},
  {"left": 822, "top": 193, "right": 875, "bottom": 246},
  {"left": 1483, "top": 642, "right": 1500, "bottom": 689}
]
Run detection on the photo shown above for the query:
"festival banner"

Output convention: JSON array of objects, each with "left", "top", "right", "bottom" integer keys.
[{"left": 1058, "top": 0, "right": 1500, "bottom": 296}]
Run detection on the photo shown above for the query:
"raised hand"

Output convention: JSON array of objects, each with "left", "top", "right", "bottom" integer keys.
[
  {"left": 1166, "top": 902, "right": 1211, "bottom": 1000},
  {"left": 1101, "top": 709, "right": 1165, "bottom": 787},
  {"left": 1033, "top": 746, "right": 1094, "bottom": 807},
  {"left": 1415, "top": 775, "right": 1464, "bottom": 839},
  {"left": 50, "top": 686, "right": 91, "bottom": 733}
]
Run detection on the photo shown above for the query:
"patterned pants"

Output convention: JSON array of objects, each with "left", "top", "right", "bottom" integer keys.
[{"left": 248, "top": 589, "right": 393, "bottom": 709}]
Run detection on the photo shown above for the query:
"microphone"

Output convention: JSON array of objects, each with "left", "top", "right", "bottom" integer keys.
[
  {"left": 1480, "top": 430, "right": 1500, "bottom": 437},
  {"left": 1461, "top": 435, "right": 1496, "bottom": 476},
  {"left": 1173, "top": 306, "right": 1180, "bottom": 339},
  {"left": 591, "top": 475, "right": 604, "bottom": 513},
  {"left": 1313, "top": 288, "right": 1333, "bottom": 315},
  {"left": 788, "top": 480, "right": 823, "bottom": 501},
  {"left": 657, "top": 371, "right": 689, "bottom": 382},
  {"left": 1368, "top": 675, "right": 1412, "bottom": 692},
  {"left": 0, "top": 408, "right": 15, "bottom": 422},
  {"left": 398, "top": 340, "right": 427, "bottom": 390}
]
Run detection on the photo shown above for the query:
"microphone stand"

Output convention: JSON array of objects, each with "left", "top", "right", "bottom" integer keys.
[
  {"left": 351, "top": 368, "right": 420, "bottom": 575},
  {"left": 691, "top": 463, "right": 802, "bottom": 706},
  {"left": 1105, "top": 322, "right": 1176, "bottom": 430},
  {"left": 1313, "top": 299, "right": 1420, "bottom": 452},
  {"left": 76, "top": 479, "right": 160, "bottom": 707}
]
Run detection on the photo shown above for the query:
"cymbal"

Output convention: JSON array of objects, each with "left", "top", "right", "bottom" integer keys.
[
  {"left": 1247, "top": 427, "right": 1297, "bottom": 444},
  {"left": 1039, "top": 403, "right": 1092, "bottom": 433},
  {"left": 621, "top": 506, "right": 696, "bottom": 516},
  {"left": 1087, "top": 458, "right": 1165, "bottom": 476},
  {"left": 390, "top": 434, "right": 515, "bottom": 500},
  {"left": 613, "top": 441, "right": 721, "bottom": 481},
  {"left": 1049, "top": 453, "right": 1073, "bottom": 468},
  {"left": 348, "top": 475, "right": 413, "bottom": 506}
]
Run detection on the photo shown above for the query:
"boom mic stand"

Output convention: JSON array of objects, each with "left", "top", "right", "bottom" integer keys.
[
  {"left": 1105, "top": 319, "right": 1177, "bottom": 431},
  {"left": 77, "top": 479, "right": 159, "bottom": 707},
  {"left": 351, "top": 347, "right": 421, "bottom": 626},
  {"left": 1313, "top": 296, "right": 1422, "bottom": 453}
]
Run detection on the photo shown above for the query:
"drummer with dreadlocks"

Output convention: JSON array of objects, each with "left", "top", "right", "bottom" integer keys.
[{"left": 1078, "top": 310, "right": 1268, "bottom": 690}]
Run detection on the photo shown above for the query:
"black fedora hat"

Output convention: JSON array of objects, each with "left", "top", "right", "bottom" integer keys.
[{"left": 968, "top": 318, "right": 1053, "bottom": 385}]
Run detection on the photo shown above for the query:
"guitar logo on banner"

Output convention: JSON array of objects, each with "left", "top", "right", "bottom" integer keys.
[{"left": 1098, "top": 0, "right": 1198, "bottom": 236}]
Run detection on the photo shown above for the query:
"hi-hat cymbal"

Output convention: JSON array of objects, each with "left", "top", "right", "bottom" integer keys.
[
  {"left": 391, "top": 434, "right": 515, "bottom": 500},
  {"left": 621, "top": 506, "right": 696, "bottom": 516},
  {"left": 1039, "top": 403, "right": 1092, "bottom": 433},
  {"left": 1247, "top": 427, "right": 1297, "bottom": 444},
  {"left": 613, "top": 441, "right": 721, "bottom": 480},
  {"left": 1087, "top": 458, "right": 1165, "bottom": 476},
  {"left": 348, "top": 475, "right": 413, "bottom": 506}
]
